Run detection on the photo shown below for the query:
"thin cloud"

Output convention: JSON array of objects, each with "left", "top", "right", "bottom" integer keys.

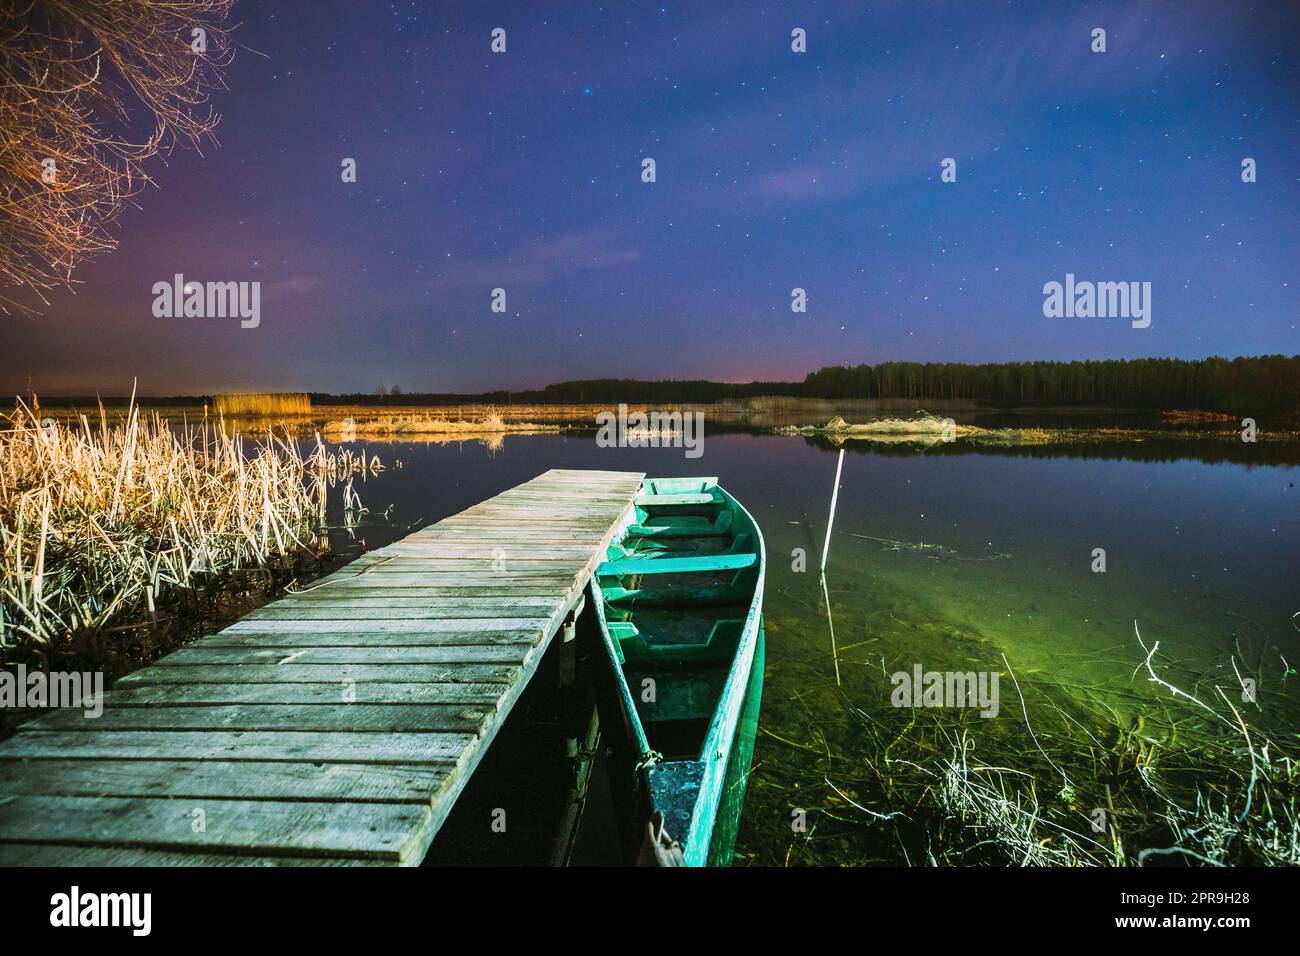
[{"left": 428, "top": 229, "right": 641, "bottom": 288}]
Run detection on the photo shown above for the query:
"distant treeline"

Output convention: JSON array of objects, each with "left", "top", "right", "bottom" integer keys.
[
  {"left": 315, "top": 355, "right": 1298, "bottom": 413},
  {"left": 801, "top": 356, "right": 1300, "bottom": 412},
  {"left": 308, "top": 378, "right": 797, "bottom": 407},
  {"left": 32, "top": 355, "right": 1298, "bottom": 413}
]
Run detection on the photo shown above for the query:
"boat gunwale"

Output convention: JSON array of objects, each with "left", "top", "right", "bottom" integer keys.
[{"left": 686, "top": 482, "right": 765, "bottom": 863}]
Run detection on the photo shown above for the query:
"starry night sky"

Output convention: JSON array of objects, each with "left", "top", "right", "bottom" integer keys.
[{"left": 4, "top": 0, "right": 1298, "bottom": 396}]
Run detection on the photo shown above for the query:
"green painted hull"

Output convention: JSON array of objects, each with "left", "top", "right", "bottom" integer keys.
[
  {"left": 591, "top": 477, "right": 766, "bottom": 866},
  {"left": 706, "top": 624, "right": 764, "bottom": 866}
]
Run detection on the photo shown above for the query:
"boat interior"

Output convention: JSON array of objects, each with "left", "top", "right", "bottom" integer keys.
[{"left": 594, "top": 477, "right": 761, "bottom": 762}]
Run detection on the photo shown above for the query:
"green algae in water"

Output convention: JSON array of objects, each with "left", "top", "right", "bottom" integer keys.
[{"left": 733, "top": 450, "right": 1299, "bottom": 866}]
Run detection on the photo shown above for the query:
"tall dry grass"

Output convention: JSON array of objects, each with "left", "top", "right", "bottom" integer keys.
[
  {"left": 320, "top": 408, "right": 559, "bottom": 439},
  {"left": 0, "top": 398, "right": 324, "bottom": 665},
  {"left": 213, "top": 392, "right": 312, "bottom": 417}
]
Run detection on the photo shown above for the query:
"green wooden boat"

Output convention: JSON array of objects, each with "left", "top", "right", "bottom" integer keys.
[{"left": 590, "top": 476, "right": 765, "bottom": 866}]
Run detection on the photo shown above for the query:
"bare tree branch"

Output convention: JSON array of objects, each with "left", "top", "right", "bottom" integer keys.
[{"left": 0, "top": 0, "right": 236, "bottom": 313}]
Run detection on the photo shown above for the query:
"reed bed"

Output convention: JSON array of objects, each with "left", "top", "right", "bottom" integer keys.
[
  {"left": 773, "top": 412, "right": 1298, "bottom": 446},
  {"left": 0, "top": 398, "right": 338, "bottom": 668},
  {"left": 321, "top": 410, "right": 559, "bottom": 439},
  {"left": 777, "top": 413, "right": 983, "bottom": 441},
  {"left": 213, "top": 392, "right": 312, "bottom": 417},
  {"left": 319, "top": 403, "right": 619, "bottom": 426}
]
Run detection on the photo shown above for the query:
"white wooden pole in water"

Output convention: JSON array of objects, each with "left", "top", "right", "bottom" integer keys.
[
  {"left": 821, "top": 570, "right": 842, "bottom": 686},
  {"left": 820, "top": 448, "right": 845, "bottom": 571}
]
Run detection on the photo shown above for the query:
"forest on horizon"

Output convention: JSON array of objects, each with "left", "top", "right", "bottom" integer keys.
[
  {"left": 334, "top": 355, "right": 1300, "bottom": 412},
  {"left": 33, "top": 354, "right": 1299, "bottom": 413}
]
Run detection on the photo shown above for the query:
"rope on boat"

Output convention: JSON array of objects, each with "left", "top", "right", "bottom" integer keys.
[{"left": 635, "top": 750, "right": 663, "bottom": 771}]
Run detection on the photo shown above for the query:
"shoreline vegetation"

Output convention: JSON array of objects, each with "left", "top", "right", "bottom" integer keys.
[
  {"left": 33, "top": 395, "right": 1300, "bottom": 430},
  {"left": 321, "top": 409, "right": 562, "bottom": 440},
  {"left": 213, "top": 392, "right": 312, "bottom": 417},
  {"left": 28, "top": 393, "right": 1299, "bottom": 458},
  {"left": 0, "top": 396, "right": 376, "bottom": 684},
  {"left": 773, "top": 412, "right": 1300, "bottom": 447},
  {"left": 24, "top": 354, "right": 1300, "bottom": 416}
]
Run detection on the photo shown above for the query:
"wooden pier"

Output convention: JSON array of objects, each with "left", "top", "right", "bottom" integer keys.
[{"left": 0, "top": 469, "right": 645, "bottom": 865}]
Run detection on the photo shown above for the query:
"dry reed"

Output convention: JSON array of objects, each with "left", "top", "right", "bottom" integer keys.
[
  {"left": 321, "top": 409, "right": 558, "bottom": 438},
  {"left": 0, "top": 397, "right": 326, "bottom": 666},
  {"left": 213, "top": 393, "right": 313, "bottom": 417}
]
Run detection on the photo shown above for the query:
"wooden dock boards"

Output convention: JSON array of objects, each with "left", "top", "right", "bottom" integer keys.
[{"left": 0, "top": 468, "right": 644, "bottom": 866}]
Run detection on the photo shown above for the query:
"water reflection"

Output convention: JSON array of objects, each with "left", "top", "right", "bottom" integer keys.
[{"left": 797, "top": 432, "right": 1300, "bottom": 466}]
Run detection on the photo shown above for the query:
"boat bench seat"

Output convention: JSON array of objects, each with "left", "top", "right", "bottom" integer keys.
[
  {"left": 627, "top": 510, "right": 733, "bottom": 538},
  {"left": 607, "top": 618, "right": 745, "bottom": 666},
  {"left": 597, "top": 552, "right": 756, "bottom": 576},
  {"left": 634, "top": 492, "right": 717, "bottom": 507}
]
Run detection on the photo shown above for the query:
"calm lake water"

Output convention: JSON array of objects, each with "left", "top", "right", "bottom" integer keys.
[{"left": 317, "top": 430, "right": 1299, "bottom": 865}]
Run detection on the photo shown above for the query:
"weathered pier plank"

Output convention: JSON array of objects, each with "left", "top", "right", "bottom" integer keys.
[{"left": 0, "top": 468, "right": 643, "bottom": 866}]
